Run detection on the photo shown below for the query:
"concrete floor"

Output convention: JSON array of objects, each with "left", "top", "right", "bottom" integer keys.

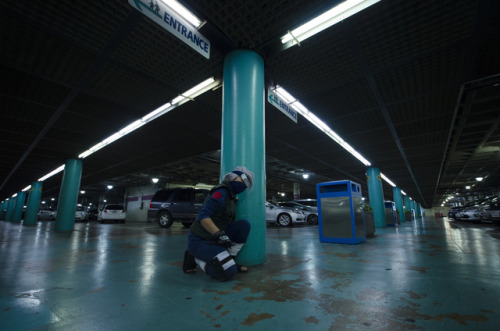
[{"left": 1, "top": 216, "right": 499, "bottom": 330}]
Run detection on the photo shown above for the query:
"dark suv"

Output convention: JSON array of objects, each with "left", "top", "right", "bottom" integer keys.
[{"left": 148, "top": 188, "right": 209, "bottom": 228}]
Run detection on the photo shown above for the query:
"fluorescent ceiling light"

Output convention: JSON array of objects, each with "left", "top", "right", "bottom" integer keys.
[
  {"left": 38, "top": 165, "right": 65, "bottom": 182},
  {"left": 380, "top": 173, "right": 396, "bottom": 187},
  {"left": 152, "top": 178, "right": 159, "bottom": 183},
  {"left": 475, "top": 177, "right": 483, "bottom": 182},
  {"left": 79, "top": 77, "right": 219, "bottom": 159},
  {"left": 281, "top": 0, "right": 380, "bottom": 46},
  {"left": 107, "top": 185, "right": 113, "bottom": 190},
  {"left": 401, "top": 190, "right": 407, "bottom": 195},
  {"left": 273, "top": 86, "right": 371, "bottom": 166},
  {"left": 13, "top": 77, "right": 219, "bottom": 198},
  {"left": 164, "top": 0, "right": 202, "bottom": 28},
  {"left": 302, "top": 173, "right": 310, "bottom": 179}
]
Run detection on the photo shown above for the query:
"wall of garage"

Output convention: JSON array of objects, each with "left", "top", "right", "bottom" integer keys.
[{"left": 125, "top": 185, "right": 156, "bottom": 223}]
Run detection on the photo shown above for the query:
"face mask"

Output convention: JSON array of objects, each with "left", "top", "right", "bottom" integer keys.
[{"left": 230, "top": 181, "right": 247, "bottom": 194}]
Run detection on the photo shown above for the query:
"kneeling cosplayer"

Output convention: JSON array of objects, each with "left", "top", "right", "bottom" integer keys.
[{"left": 184, "top": 166, "right": 254, "bottom": 281}]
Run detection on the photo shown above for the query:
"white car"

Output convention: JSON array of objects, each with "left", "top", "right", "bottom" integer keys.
[
  {"left": 37, "top": 209, "right": 56, "bottom": 220},
  {"left": 266, "top": 201, "right": 305, "bottom": 227},
  {"left": 75, "top": 205, "right": 88, "bottom": 222},
  {"left": 278, "top": 201, "right": 318, "bottom": 224},
  {"left": 98, "top": 204, "right": 126, "bottom": 224}
]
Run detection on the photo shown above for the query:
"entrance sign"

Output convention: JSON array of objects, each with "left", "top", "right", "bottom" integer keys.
[
  {"left": 129, "top": 0, "right": 210, "bottom": 59},
  {"left": 268, "top": 89, "right": 298, "bottom": 123}
]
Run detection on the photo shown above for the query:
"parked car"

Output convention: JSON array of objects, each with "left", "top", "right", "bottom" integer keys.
[
  {"left": 480, "top": 197, "right": 500, "bottom": 223},
  {"left": 455, "top": 204, "right": 482, "bottom": 222},
  {"left": 37, "top": 209, "right": 56, "bottom": 220},
  {"left": 148, "top": 188, "right": 209, "bottom": 228},
  {"left": 266, "top": 201, "right": 305, "bottom": 226},
  {"left": 278, "top": 201, "right": 318, "bottom": 224},
  {"left": 75, "top": 205, "right": 88, "bottom": 222},
  {"left": 98, "top": 204, "right": 126, "bottom": 224},
  {"left": 295, "top": 199, "right": 317, "bottom": 207},
  {"left": 447, "top": 206, "right": 463, "bottom": 219}
]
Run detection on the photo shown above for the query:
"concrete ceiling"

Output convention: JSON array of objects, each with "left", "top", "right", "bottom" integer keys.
[{"left": 1, "top": 0, "right": 499, "bottom": 207}]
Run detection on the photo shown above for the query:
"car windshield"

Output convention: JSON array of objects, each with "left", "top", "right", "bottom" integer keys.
[
  {"left": 106, "top": 205, "right": 124, "bottom": 210},
  {"left": 76, "top": 206, "right": 85, "bottom": 211}
]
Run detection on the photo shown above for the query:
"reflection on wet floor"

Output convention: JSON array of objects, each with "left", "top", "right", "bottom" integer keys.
[{"left": 0, "top": 216, "right": 499, "bottom": 330}]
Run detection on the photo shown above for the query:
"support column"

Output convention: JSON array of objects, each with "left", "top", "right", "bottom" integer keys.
[
  {"left": 410, "top": 199, "right": 416, "bottom": 220},
  {"left": 393, "top": 187, "right": 405, "bottom": 223},
  {"left": 55, "top": 159, "right": 83, "bottom": 232},
  {"left": 293, "top": 182, "right": 300, "bottom": 200},
  {"left": 24, "top": 181, "right": 43, "bottom": 226},
  {"left": 366, "top": 167, "right": 386, "bottom": 228},
  {"left": 0, "top": 201, "right": 5, "bottom": 220},
  {"left": 12, "top": 191, "right": 26, "bottom": 223},
  {"left": 404, "top": 195, "right": 411, "bottom": 212},
  {"left": 416, "top": 202, "right": 422, "bottom": 218},
  {"left": 6, "top": 196, "right": 17, "bottom": 222},
  {"left": 221, "top": 50, "right": 266, "bottom": 266}
]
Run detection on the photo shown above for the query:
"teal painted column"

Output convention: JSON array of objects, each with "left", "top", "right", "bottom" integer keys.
[
  {"left": 6, "top": 196, "right": 16, "bottom": 222},
  {"left": 221, "top": 50, "right": 266, "bottom": 266},
  {"left": 12, "top": 191, "right": 26, "bottom": 223},
  {"left": 404, "top": 195, "right": 411, "bottom": 212},
  {"left": 55, "top": 159, "right": 82, "bottom": 232},
  {"left": 416, "top": 202, "right": 422, "bottom": 218},
  {"left": 366, "top": 167, "right": 386, "bottom": 228},
  {"left": 393, "top": 187, "right": 405, "bottom": 223},
  {"left": 0, "top": 201, "right": 5, "bottom": 220},
  {"left": 24, "top": 181, "right": 43, "bottom": 226},
  {"left": 410, "top": 199, "right": 416, "bottom": 220}
]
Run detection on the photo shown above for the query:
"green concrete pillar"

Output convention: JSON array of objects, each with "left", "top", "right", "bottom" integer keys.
[
  {"left": 24, "top": 181, "right": 43, "bottom": 226},
  {"left": 0, "top": 201, "right": 5, "bottom": 220},
  {"left": 221, "top": 50, "right": 266, "bottom": 266},
  {"left": 5, "top": 197, "right": 15, "bottom": 222},
  {"left": 366, "top": 167, "right": 386, "bottom": 228},
  {"left": 393, "top": 187, "right": 405, "bottom": 223},
  {"left": 404, "top": 195, "right": 411, "bottom": 212},
  {"left": 416, "top": 202, "right": 422, "bottom": 218},
  {"left": 55, "top": 159, "right": 82, "bottom": 232},
  {"left": 12, "top": 191, "right": 26, "bottom": 223},
  {"left": 410, "top": 199, "right": 416, "bottom": 219}
]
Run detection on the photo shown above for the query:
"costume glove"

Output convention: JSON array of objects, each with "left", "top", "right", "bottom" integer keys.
[{"left": 212, "top": 230, "right": 233, "bottom": 248}]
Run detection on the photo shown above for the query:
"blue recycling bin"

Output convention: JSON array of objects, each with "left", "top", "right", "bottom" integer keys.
[
  {"left": 316, "top": 180, "right": 365, "bottom": 244},
  {"left": 384, "top": 201, "right": 397, "bottom": 226}
]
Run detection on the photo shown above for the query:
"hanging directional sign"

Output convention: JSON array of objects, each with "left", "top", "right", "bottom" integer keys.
[
  {"left": 267, "top": 89, "right": 298, "bottom": 123},
  {"left": 129, "top": 0, "right": 210, "bottom": 59}
]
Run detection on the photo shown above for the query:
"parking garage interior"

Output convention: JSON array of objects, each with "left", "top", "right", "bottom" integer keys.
[{"left": 1, "top": 0, "right": 500, "bottom": 330}]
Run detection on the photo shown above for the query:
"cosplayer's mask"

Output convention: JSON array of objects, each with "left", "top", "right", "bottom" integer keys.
[{"left": 230, "top": 181, "right": 247, "bottom": 194}]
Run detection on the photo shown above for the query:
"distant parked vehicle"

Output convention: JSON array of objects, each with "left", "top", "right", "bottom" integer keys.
[
  {"left": 266, "top": 201, "right": 305, "bottom": 227},
  {"left": 278, "top": 201, "right": 318, "bottom": 224},
  {"left": 447, "top": 206, "right": 463, "bottom": 219},
  {"left": 75, "top": 205, "right": 88, "bottom": 222},
  {"left": 37, "top": 209, "right": 56, "bottom": 220},
  {"left": 148, "top": 188, "right": 209, "bottom": 228},
  {"left": 98, "top": 204, "right": 126, "bottom": 224},
  {"left": 455, "top": 205, "right": 482, "bottom": 222},
  {"left": 480, "top": 197, "right": 500, "bottom": 223}
]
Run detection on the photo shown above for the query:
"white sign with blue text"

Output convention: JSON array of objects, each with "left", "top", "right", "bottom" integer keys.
[
  {"left": 268, "top": 89, "right": 298, "bottom": 123},
  {"left": 129, "top": 0, "right": 210, "bottom": 59}
]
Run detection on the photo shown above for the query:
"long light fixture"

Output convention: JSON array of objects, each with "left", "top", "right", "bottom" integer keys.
[
  {"left": 79, "top": 77, "right": 219, "bottom": 159},
  {"left": 38, "top": 164, "right": 65, "bottom": 182},
  {"left": 273, "top": 86, "right": 371, "bottom": 166},
  {"left": 380, "top": 173, "right": 396, "bottom": 187},
  {"left": 164, "top": 0, "right": 202, "bottom": 28},
  {"left": 281, "top": 0, "right": 380, "bottom": 46},
  {"left": 10, "top": 77, "right": 219, "bottom": 197}
]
